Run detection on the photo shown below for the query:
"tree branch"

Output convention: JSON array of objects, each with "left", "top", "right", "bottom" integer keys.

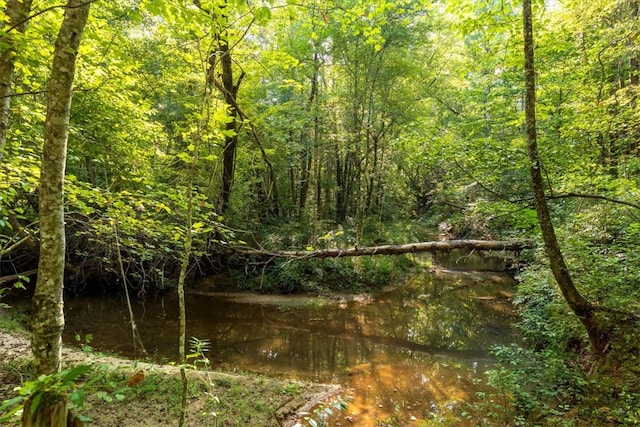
[
  {"left": 0, "top": 89, "right": 48, "bottom": 99},
  {"left": 511, "top": 192, "right": 640, "bottom": 211},
  {"left": 0, "top": 268, "right": 38, "bottom": 285},
  {"left": 547, "top": 192, "right": 640, "bottom": 210},
  {"left": 452, "top": 158, "right": 640, "bottom": 211},
  {"left": 0, "top": 235, "right": 35, "bottom": 257},
  {"left": 5, "top": 0, "right": 98, "bottom": 33}
]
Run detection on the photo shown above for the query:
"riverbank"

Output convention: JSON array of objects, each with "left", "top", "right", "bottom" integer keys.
[{"left": 0, "top": 321, "right": 342, "bottom": 426}]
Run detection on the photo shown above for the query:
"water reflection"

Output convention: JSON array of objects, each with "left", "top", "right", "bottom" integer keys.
[{"left": 64, "top": 270, "right": 518, "bottom": 425}]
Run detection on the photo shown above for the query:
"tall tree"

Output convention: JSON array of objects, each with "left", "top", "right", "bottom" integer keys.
[
  {"left": 0, "top": 0, "right": 34, "bottom": 164},
  {"left": 212, "top": 4, "right": 241, "bottom": 215},
  {"left": 31, "top": 0, "right": 91, "bottom": 376},
  {"left": 193, "top": 0, "right": 243, "bottom": 214},
  {"left": 523, "top": 0, "right": 610, "bottom": 357}
]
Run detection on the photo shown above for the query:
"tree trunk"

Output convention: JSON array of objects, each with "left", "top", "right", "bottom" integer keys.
[
  {"left": 22, "top": 391, "right": 83, "bottom": 427},
  {"left": 289, "top": 165, "right": 296, "bottom": 208},
  {"left": 26, "top": 1, "right": 90, "bottom": 424},
  {"left": 335, "top": 151, "right": 354, "bottom": 221},
  {"left": 176, "top": 128, "right": 195, "bottom": 427},
  {"left": 197, "top": 0, "right": 246, "bottom": 215},
  {"left": 314, "top": 144, "right": 322, "bottom": 216},
  {"left": 84, "top": 154, "right": 96, "bottom": 186},
  {"left": 218, "top": 34, "right": 239, "bottom": 214},
  {"left": 299, "top": 150, "right": 312, "bottom": 211},
  {"left": 233, "top": 239, "right": 529, "bottom": 259},
  {"left": 632, "top": 1, "right": 640, "bottom": 86},
  {"left": 22, "top": 391, "right": 84, "bottom": 427},
  {"left": 0, "top": 0, "right": 34, "bottom": 164},
  {"left": 31, "top": 0, "right": 91, "bottom": 376},
  {"left": 523, "top": 0, "right": 610, "bottom": 357},
  {"left": 299, "top": 51, "right": 321, "bottom": 213}
]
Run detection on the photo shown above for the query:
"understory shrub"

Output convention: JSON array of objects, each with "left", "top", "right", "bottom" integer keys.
[
  {"left": 476, "top": 212, "right": 640, "bottom": 425},
  {"left": 240, "top": 255, "right": 416, "bottom": 294}
]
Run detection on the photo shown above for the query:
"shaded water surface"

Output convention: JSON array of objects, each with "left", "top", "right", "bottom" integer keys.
[{"left": 64, "top": 270, "right": 518, "bottom": 425}]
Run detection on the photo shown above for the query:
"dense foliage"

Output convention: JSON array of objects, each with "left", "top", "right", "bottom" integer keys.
[{"left": 1, "top": 0, "right": 639, "bottom": 423}]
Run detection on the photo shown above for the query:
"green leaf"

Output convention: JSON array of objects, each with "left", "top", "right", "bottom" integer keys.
[
  {"left": 0, "top": 399, "right": 25, "bottom": 423},
  {"left": 0, "top": 395, "right": 26, "bottom": 413},
  {"left": 29, "top": 393, "right": 42, "bottom": 415},
  {"left": 177, "top": 152, "right": 191, "bottom": 163},
  {"left": 69, "top": 389, "right": 85, "bottom": 407},
  {"left": 254, "top": 6, "right": 272, "bottom": 24},
  {"left": 60, "top": 365, "right": 92, "bottom": 384}
]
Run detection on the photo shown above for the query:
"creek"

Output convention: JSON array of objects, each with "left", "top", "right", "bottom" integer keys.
[{"left": 63, "top": 266, "right": 519, "bottom": 426}]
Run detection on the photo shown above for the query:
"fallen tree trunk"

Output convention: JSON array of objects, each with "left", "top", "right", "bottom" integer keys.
[
  {"left": 233, "top": 239, "right": 531, "bottom": 260},
  {"left": 0, "top": 268, "right": 38, "bottom": 286}
]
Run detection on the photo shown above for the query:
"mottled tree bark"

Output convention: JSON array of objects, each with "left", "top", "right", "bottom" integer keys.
[
  {"left": 523, "top": 0, "right": 610, "bottom": 357},
  {"left": 31, "top": 0, "right": 91, "bottom": 376},
  {"left": 0, "top": 0, "right": 34, "bottom": 164}
]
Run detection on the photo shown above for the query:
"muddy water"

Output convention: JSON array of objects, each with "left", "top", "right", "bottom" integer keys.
[{"left": 64, "top": 270, "right": 518, "bottom": 425}]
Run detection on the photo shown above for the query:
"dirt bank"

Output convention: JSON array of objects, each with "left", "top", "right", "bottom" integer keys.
[{"left": 0, "top": 328, "right": 341, "bottom": 426}]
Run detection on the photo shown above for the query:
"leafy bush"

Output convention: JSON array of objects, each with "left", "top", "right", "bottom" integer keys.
[
  {"left": 514, "top": 265, "right": 586, "bottom": 350},
  {"left": 477, "top": 202, "right": 640, "bottom": 425},
  {"left": 1, "top": 152, "right": 230, "bottom": 294},
  {"left": 242, "top": 254, "right": 415, "bottom": 294},
  {"left": 0, "top": 365, "right": 93, "bottom": 423},
  {"left": 64, "top": 176, "right": 228, "bottom": 293},
  {"left": 482, "top": 344, "right": 589, "bottom": 424}
]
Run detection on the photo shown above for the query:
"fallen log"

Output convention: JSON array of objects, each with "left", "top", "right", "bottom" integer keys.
[
  {"left": 0, "top": 268, "right": 38, "bottom": 286},
  {"left": 233, "top": 239, "right": 531, "bottom": 260}
]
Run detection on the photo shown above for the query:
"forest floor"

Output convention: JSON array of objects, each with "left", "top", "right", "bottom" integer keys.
[{"left": 0, "top": 317, "right": 342, "bottom": 426}]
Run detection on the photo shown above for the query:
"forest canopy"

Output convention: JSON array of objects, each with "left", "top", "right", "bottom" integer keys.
[
  {"left": 0, "top": 0, "right": 638, "bottom": 317},
  {"left": 0, "top": 0, "right": 638, "bottom": 306},
  {"left": 1, "top": 0, "right": 640, "bottom": 424}
]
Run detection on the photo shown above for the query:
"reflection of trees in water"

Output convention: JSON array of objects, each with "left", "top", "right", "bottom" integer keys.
[
  {"left": 364, "top": 274, "right": 512, "bottom": 353},
  {"left": 62, "top": 274, "right": 516, "bottom": 426},
  {"left": 63, "top": 273, "right": 516, "bottom": 383}
]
